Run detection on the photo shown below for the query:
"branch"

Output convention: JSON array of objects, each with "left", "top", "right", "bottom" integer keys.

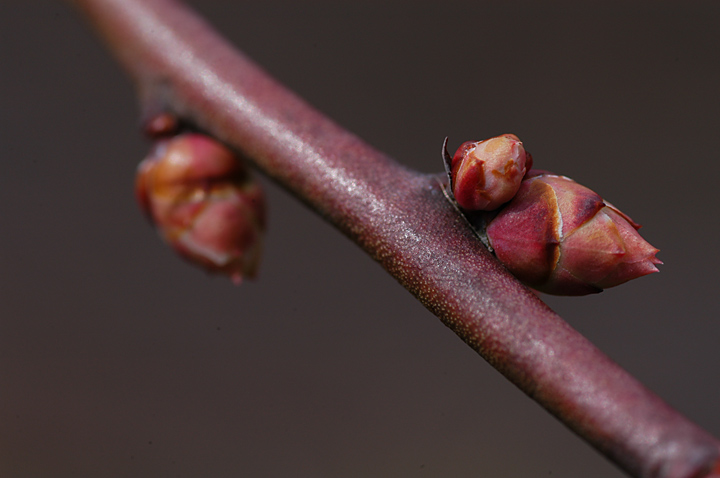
[{"left": 68, "top": 0, "right": 720, "bottom": 476}]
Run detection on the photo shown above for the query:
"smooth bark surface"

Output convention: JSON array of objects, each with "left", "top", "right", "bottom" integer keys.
[{"left": 69, "top": 0, "right": 720, "bottom": 476}]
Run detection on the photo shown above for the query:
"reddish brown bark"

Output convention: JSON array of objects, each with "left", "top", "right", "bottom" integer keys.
[{"left": 68, "top": 0, "right": 720, "bottom": 476}]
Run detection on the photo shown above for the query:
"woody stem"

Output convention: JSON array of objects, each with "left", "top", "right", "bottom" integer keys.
[{"left": 68, "top": 0, "right": 720, "bottom": 476}]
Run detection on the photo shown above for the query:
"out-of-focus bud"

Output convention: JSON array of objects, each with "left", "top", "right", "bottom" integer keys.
[
  {"left": 143, "top": 112, "right": 180, "bottom": 139},
  {"left": 485, "top": 171, "right": 661, "bottom": 295},
  {"left": 136, "top": 133, "right": 265, "bottom": 283},
  {"left": 450, "top": 134, "right": 532, "bottom": 211}
]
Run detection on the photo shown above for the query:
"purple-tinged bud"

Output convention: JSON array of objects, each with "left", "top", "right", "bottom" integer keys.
[
  {"left": 136, "top": 133, "right": 265, "bottom": 283},
  {"left": 450, "top": 134, "right": 532, "bottom": 211},
  {"left": 485, "top": 171, "right": 661, "bottom": 295}
]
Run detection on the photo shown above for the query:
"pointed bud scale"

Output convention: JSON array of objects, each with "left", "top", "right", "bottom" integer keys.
[
  {"left": 451, "top": 134, "right": 532, "bottom": 211},
  {"left": 485, "top": 171, "right": 661, "bottom": 295},
  {"left": 136, "top": 133, "right": 265, "bottom": 283}
]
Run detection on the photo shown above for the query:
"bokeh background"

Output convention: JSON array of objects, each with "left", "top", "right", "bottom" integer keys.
[{"left": 1, "top": 2, "right": 719, "bottom": 477}]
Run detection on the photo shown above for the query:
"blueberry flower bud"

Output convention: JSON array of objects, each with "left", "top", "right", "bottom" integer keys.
[
  {"left": 136, "top": 133, "right": 265, "bottom": 283},
  {"left": 450, "top": 134, "right": 532, "bottom": 211},
  {"left": 485, "top": 171, "right": 661, "bottom": 295}
]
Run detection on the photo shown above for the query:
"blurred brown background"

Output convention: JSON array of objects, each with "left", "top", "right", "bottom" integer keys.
[{"left": 1, "top": 1, "right": 719, "bottom": 477}]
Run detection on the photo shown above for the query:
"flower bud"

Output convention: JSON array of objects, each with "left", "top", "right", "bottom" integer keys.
[
  {"left": 136, "top": 133, "right": 265, "bottom": 283},
  {"left": 485, "top": 171, "right": 661, "bottom": 295},
  {"left": 450, "top": 134, "right": 532, "bottom": 211}
]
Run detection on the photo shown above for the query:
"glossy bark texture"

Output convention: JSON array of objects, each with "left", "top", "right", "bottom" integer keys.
[{"left": 69, "top": 0, "right": 720, "bottom": 476}]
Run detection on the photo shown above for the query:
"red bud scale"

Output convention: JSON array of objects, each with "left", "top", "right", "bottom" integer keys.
[
  {"left": 136, "top": 133, "right": 266, "bottom": 283},
  {"left": 444, "top": 136, "right": 660, "bottom": 295},
  {"left": 446, "top": 134, "right": 532, "bottom": 211}
]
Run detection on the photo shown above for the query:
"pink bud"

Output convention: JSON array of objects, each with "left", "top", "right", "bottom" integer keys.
[
  {"left": 136, "top": 133, "right": 265, "bottom": 283},
  {"left": 485, "top": 171, "right": 661, "bottom": 295},
  {"left": 451, "top": 134, "right": 532, "bottom": 211}
]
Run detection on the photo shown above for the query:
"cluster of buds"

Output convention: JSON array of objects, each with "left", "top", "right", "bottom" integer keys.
[
  {"left": 136, "top": 132, "right": 265, "bottom": 283},
  {"left": 446, "top": 135, "right": 660, "bottom": 295}
]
